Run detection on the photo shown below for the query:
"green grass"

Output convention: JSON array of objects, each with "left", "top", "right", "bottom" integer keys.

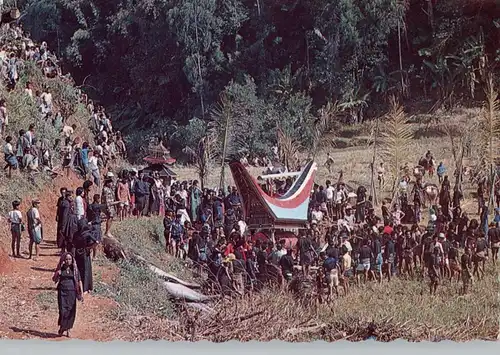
[
  {"left": 95, "top": 218, "right": 198, "bottom": 321},
  {"left": 111, "top": 217, "right": 195, "bottom": 282},
  {"left": 111, "top": 218, "right": 165, "bottom": 262},
  {"left": 112, "top": 260, "right": 174, "bottom": 318},
  {"left": 35, "top": 291, "right": 57, "bottom": 312}
]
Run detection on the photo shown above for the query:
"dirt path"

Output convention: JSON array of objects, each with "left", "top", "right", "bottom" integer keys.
[{"left": 0, "top": 175, "right": 128, "bottom": 341}]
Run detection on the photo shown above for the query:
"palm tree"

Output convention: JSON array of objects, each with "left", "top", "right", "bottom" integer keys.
[
  {"left": 481, "top": 74, "right": 500, "bottom": 210},
  {"left": 182, "top": 134, "right": 217, "bottom": 189},
  {"left": 277, "top": 126, "right": 302, "bottom": 171},
  {"left": 210, "top": 92, "right": 246, "bottom": 191},
  {"left": 381, "top": 96, "right": 413, "bottom": 203}
]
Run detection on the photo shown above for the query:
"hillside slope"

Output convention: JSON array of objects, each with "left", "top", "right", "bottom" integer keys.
[
  {"left": 0, "top": 174, "right": 129, "bottom": 340},
  {"left": 0, "top": 23, "right": 129, "bottom": 340}
]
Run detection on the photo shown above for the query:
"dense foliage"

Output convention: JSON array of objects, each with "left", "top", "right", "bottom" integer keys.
[{"left": 19, "top": 0, "right": 500, "bottom": 159}]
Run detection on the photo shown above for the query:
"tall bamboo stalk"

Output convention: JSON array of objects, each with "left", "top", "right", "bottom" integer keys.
[
  {"left": 483, "top": 75, "right": 500, "bottom": 212},
  {"left": 218, "top": 97, "right": 232, "bottom": 193},
  {"left": 370, "top": 119, "right": 379, "bottom": 206}
]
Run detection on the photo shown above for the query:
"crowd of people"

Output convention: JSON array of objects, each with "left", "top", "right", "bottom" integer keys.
[
  {"left": 151, "top": 154, "right": 499, "bottom": 301},
  {"left": 0, "top": 22, "right": 125, "bottom": 181},
  {"left": 0, "top": 22, "right": 129, "bottom": 337},
  {"left": 1, "top": 21, "right": 499, "bottom": 338}
]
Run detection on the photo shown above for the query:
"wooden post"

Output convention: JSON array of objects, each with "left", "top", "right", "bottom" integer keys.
[
  {"left": 370, "top": 119, "right": 379, "bottom": 206},
  {"left": 488, "top": 165, "right": 497, "bottom": 215}
]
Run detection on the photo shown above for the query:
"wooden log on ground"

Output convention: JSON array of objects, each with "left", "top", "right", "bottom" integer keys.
[
  {"left": 131, "top": 254, "right": 201, "bottom": 289},
  {"left": 148, "top": 264, "right": 201, "bottom": 289},
  {"left": 162, "top": 281, "right": 215, "bottom": 303}
]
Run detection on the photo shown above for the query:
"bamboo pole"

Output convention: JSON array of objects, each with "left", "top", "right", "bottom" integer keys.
[{"left": 370, "top": 119, "right": 379, "bottom": 206}]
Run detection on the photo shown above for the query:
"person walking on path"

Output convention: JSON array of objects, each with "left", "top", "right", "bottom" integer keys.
[{"left": 52, "top": 252, "right": 83, "bottom": 337}]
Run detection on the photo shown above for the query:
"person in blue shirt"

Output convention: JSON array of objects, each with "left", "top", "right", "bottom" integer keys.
[
  {"left": 170, "top": 213, "right": 185, "bottom": 258},
  {"left": 494, "top": 208, "right": 500, "bottom": 224},
  {"left": 81, "top": 142, "right": 90, "bottom": 177},
  {"left": 322, "top": 250, "right": 340, "bottom": 299},
  {"left": 437, "top": 162, "right": 446, "bottom": 183},
  {"left": 213, "top": 195, "right": 224, "bottom": 226},
  {"left": 227, "top": 187, "right": 241, "bottom": 216},
  {"left": 134, "top": 171, "right": 150, "bottom": 217}
]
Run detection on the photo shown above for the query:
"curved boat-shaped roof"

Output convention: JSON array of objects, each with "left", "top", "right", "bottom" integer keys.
[{"left": 229, "top": 161, "right": 317, "bottom": 228}]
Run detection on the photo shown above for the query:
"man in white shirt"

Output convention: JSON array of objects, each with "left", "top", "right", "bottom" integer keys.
[
  {"left": 22, "top": 152, "right": 39, "bottom": 171},
  {"left": 377, "top": 162, "right": 385, "bottom": 189},
  {"left": 269, "top": 243, "right": 287, "bottom": 265},
  {"left": 75, "top": 188, "right": 85, "bottom": 220},
  {"left": 334, "top": 185, "right": 347, "bottom": 219},
  {"left": 238, "top": 220, "right": 247, "bottom": 236},
  {"left": 325, "top": 180, "right": 335, "bottom": 219},
  {"left": 311, "top": 205, "right": 324, "bottom": 222},
  {"left": 341, "top": 234, "right": 353, "bottom": 253},
  {"left": 99, "top": 129, "right": 108, "bottom": 142},
  {"left": 40, "top": 88, "right": 53, "bottom": 111},
  {"left": 3, "top": 139, "right": 13, "bottom": 155},
  {"left": 0, "top": 99, "right": 8, "bottom": 137},
  {"left": 25, "top": 124, "right": 36, "bottom": 146},
  {"left": 88, "top": 151, "right": 100, "bottom": 187},
  {"left": 179, "top": 186, "right": 189, "bottom": 208},
  {"left": 62, "top": 124, "right": 76, "bottom": 138},
  {"left": 344, "top": 206, "right": 355, "bottom": 229}
]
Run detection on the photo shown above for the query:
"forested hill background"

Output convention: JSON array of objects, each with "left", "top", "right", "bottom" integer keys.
[{"left": 17, "top": 0, "right": 500, "bottom": 160}]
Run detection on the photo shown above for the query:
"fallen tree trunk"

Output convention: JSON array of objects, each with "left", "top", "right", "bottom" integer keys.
[
  {"left": 103, "top": 236, "right": 213, "bottom": 302},
  {"left": 162, "top": 281, "right": 215, "bottom": 303},
  {"left": 130, "top": 254, "right": 202, "bottom": 289},
  {"left": 149, "top": 265, "right": 201, "bottom": 289}
]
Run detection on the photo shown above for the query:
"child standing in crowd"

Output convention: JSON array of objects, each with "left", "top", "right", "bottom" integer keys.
[
  {"left": 7, "top": 200, "right": 23, "bottom": 258},
  {"left": 27, "top": 199, "right": 43, "bottom": 260}
]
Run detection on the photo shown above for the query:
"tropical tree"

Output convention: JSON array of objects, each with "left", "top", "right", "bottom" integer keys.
[
  {"left": 182, "top": 133, "right": 218, "bottom": 189},
  {"left": 480, "top": 74, "right": 500, "bottom": 210},
  {"left": 380, "top": 96, "right": 413, "bottom": 202}
]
